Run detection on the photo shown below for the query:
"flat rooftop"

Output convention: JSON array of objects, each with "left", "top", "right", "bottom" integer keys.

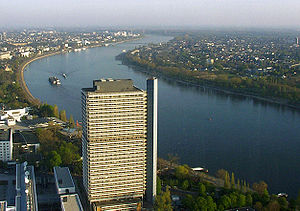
[
  {"left": 13, "top": 131, "right": 39, "bottom": 145},
  {"left": 53, "top": 167, "right": 75, "bottom": 189},
  {"left": 82, "top": 79, "right": 142, "bottom": 93},
  {"left": 60, "top": 194, "right": 83, "bottom": 211}
]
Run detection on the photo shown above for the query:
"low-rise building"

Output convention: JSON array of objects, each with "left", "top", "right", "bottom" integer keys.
[
  {"left": 60, "top": 194, "right": 83, "bottom": 211},
  {"left": 0, "top": 52, "right": 12, "bottom": 60},
  {"left": 0, "top": 108, "right": 29, "bottom": 126},
  {"left": 53, "top": 167, "right": 76, "bottom": 195}
]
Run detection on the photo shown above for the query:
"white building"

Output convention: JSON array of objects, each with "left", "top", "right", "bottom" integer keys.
[
  {"left": 0, "top": 129, "right": 13, "bottom": 161},
  {"left": 0, "top": 52, "right": 12, "bottom": 60},
  {"left": 0, "top": 108, "right": 29, "bottom": 126}
]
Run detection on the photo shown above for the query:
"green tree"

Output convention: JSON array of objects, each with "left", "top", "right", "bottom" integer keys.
[
  {"left": 231, "top": 172, "right": 235, "bottom": 189},
  {"left": 157, "top": 177, "right": 162, "bottom": 195},
  {"left": 267, "top": 200, "right": 280, "bottom": 211},
  {"left": 252, "top": 181, "right": 268, "bottom": 195},
  {"left": 277, "top": 197, "right": 288, "bottom": 210},
  {"left": 59, "top": 110, "right": 67, "bottom": 122},
  {"left": 224, "top": 171, "right": 230, "bottom": 189},
  {"left": 53, "top": 104, "right": 59, "bottom": 118},
  {"left": 39, "top": 103, "right": 54, "bottom": 117},
  {"left": 246, "top": 193, "right": 253, "bottom": 206},
  {"left": 183, "top": 194, "right": 194, "bottom": 210},
  {"left": 237, "top": 194, "right": 246, "bottom": 207},
  {"left": 155, "top": 186, "right": 172, "bottom": 211},
  {"left": 47, "top": 151, "right": 62, "bottom": 170},
  {"left": 175, "top": 165, "right": 189, "bottom": 180},
  {"left": 237, "top": 179, "right": 241, "bottom": 190},
  {"left": 198, "top": 183, "right": 206, "bottom": 196},
  {"left": 58, "top": 141, "right": 80, "bottom": 166},
  {"left": 69, "top": 114, "right": 75, "bottom": 128},
  {"left": 181, "top": 180, "right": 189, "bottom": 190}
]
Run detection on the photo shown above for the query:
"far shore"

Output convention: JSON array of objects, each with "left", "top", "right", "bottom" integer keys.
[
  {"left": 17, "top": 37, "right": 142, "bottom": 106},
  {"left": 120, "top": 60, "right": 300, "bottom": 111}
]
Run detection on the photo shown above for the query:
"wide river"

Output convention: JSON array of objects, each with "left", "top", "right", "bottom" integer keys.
[{"left": 24, "top": 34, "right": 300, "bottom": 197}]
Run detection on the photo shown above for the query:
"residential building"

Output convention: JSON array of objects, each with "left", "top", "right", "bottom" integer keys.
[
  {"left": 0, "top": 129, "right": 13, "bottom": 162},
  {"left": 81, "top": 78, "right": 157, "bottom": 210}
]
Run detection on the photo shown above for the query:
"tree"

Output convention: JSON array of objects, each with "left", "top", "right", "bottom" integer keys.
[
  {"left": 58, "top": 141, "right": 80, "bottom": 166},
  {"left": 175, "top": 165, "right": 189, "bottom": 180},
  {"left": 183, "top": 194, "right": 194, "bottom": 210},
  {"left": 59, "top": 110, "right": 67, "bottom": 122},
  {"left": 69, "top": 114, "right": 75, "bottom": 128},
  {"left": 47, "top": 151, "right": 62, "bottom": 169},
  {"left": 155, "top": 186, "right": 172, "bottom": 211},
  {"left": 53, "top": 104, "right": 59, "bottom": 118},
  {"left": 224, "top": 171, "right": 230, "bottom": 189},
  {"left": 254, "top": 201, "right": 263, "bottom": 211},
  {"left": 237, "top": 179, "right": 241, "bottom": 190},
  {"left": 157, "top": 177, "right": 162, "bottom": 195},
  {"left": 252, "top": 181, "right": 268, "bottom": 195},
  {"left": 216, "top": 169, "right": 227, "bottom": 180},
  {"left": 267, "top": 200, "right": 280, "bottom": 211},
  {"left": 246, "top": 193, "right": 253, "bottom": 206},
  {"left": 39, "top": 103, "right": 54, "bottom": 117},
  {"left": 198, "top": 183, "right": 206, "bottom": 196},
  {"left": 181, "top": 180, "right": 189, "bottom": 190},
  {"left": 231, "top": 172, "right": 235, "bottom": 189},
  {"left": 237, "top": 194, "right": 246, "bottom": 208},
  {"left": 277, "top": 197, "right": 288, "bottom": 210}
]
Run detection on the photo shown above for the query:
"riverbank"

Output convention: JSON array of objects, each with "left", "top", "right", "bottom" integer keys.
[
  {"left": 17, "top": 37, "right": 142, "bottom": 106},
  {"left": 17, "top": 51, "right": 65, "bottom": 105},
  {"left": 118, "top": 55, "right": 300, "bottom": 110}
]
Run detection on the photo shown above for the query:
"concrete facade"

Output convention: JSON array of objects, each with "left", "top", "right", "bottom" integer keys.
[{"left": 81, "top": 78, "right": 157, "bottom": 209}]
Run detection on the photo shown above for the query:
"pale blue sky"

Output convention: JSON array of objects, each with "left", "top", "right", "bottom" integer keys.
[{"left": 0, "top": 0, "right": 299, "bottom": 28}]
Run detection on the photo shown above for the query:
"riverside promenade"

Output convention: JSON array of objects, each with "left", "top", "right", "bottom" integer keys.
[{"left": 17, "top": 51, "right": 64, "bottom": 105}]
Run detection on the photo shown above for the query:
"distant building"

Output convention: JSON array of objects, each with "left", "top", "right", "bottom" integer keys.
[
  {"left": 206, "top": 58, "right": 214, "bottom": 65},
  {"left": 81, "top": 78, "right": 157, "bottom": 210},
  {"left": 0, "top": 129, "right": 13, "bottom": 162},
  {"left": 0, "top": 52, "right": 12, "bottom": 60},
  {"left": 53, "top": 166, "right": 76, "bottom": 195},
  {"left": 296, "top": 37, "right": 299, "bottom": 47}
]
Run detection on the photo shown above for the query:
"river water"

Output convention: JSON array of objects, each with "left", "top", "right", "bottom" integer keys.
[{"left": 24, "top": 34, "right": 300, "bottom": 197}]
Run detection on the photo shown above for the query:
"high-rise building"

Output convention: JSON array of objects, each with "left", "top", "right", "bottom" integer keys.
[
  {"left": 81, "top": 78, "right": 157, "bottom": 210},
  {"left": 296, "top": 37, "right": 299, "bottom": 46}
]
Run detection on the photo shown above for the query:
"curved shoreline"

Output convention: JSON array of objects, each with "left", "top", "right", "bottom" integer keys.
[
  {"left": 18, "top": 51, "right": 65, "bottom": 105},
  {"left": 18, "top": 37, "right": 142, "bottom": 106}
]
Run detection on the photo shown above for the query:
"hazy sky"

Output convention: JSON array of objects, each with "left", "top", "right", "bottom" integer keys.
[{"left": 1, "top": 0, "right": 299, "bottom": 28}]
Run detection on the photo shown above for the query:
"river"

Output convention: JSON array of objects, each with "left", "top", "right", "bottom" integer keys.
[{"left": 24, "top": 34, "right": 300, "bottom": 197}]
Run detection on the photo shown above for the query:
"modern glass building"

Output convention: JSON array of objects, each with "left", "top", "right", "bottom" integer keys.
[{"left": 81, "top": 78, "right": 157, "bottom": 210}]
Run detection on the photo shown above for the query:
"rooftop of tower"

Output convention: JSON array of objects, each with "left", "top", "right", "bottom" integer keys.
[{"left": 82, "top": 78, "right": 143, "bottom": 93}]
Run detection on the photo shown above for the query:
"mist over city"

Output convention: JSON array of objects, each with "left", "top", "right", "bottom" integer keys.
[{"left": 0, "top": 1, "right": 300, "bottom": 211}]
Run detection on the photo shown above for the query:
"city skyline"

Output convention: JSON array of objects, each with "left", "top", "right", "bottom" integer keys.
[{"left": 0, "top": 0, "right": 300, "bottom": 29}]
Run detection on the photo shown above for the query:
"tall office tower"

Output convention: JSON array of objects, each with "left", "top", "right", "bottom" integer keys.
[
  {"left": 296, "top": 37, "right": 299, "bottom": 46},
  {"left": 81, "top": 78, "right": 157, "bottom": 210}
]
